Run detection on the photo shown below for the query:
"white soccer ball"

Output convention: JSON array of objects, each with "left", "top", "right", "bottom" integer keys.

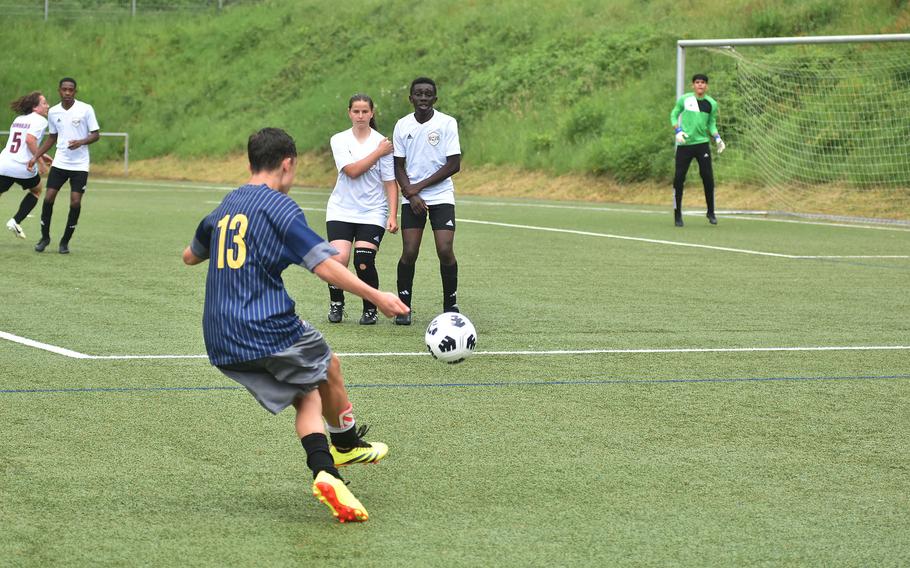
[{"left": 425, "top": 313, "right": 477, "bottom": 364}]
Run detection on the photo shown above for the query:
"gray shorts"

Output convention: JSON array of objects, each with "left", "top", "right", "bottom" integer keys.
[{"left": 217, "top": 325, "right": 333, "bottom": 415}]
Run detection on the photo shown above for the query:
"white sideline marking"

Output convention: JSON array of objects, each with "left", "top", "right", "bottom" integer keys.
[
  {"left": 460, "top": 219, "right": 909, "bottom": 259},
  {"left": 458, "top": 199, "right": 910, "bottom": 232},
  {"left": 2, "top": 331, "right": 908, "bottom": 360},
  {"left": 0, "top": 331, "right": 92, "bottom": 359},
  {"left": 93, "top": 179, "right": 327, "bottom": 197}
]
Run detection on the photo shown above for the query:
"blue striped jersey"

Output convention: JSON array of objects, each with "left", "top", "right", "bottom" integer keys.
[{"left": 189, "top": 183, "right": 337, "bottom": 366}]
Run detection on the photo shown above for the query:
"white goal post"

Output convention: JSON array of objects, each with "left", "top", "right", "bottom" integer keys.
[
  {"left": 675, "top": 33, "right": 910, "bottom": 220},
  {"left": 0, "top": 131, "right": 129, "bottom": 175}
]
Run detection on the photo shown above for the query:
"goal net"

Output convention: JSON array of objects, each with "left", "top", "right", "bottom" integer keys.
[{"left": 682, "top": 36, "right": 910, "bottom": 221}]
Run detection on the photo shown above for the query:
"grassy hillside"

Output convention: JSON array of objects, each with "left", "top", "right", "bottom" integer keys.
[{"left": 0, "top": 0, "right": 907, "bottom": 189}]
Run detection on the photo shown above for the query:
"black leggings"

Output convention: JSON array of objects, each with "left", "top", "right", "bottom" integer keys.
[{"left": 673, "top": 142, "right": 714, "bottom": 215}]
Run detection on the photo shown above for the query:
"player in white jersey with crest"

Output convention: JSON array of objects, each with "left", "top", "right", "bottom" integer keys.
[
  {"left": 0, "top": 91, "right": 52, "bottom": 240},
  {"left": 29, "top": 77, "right": 100, "bottom": 254},
  {"left": 325, "top": 94, "right": 399, "bottom": 325},
  {"left": 392, "top": 77, "right": 462, "bottom": 325}
]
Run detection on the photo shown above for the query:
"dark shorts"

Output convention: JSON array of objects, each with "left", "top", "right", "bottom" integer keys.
[
  {"left": 401, "top": 202, "right": 456, "bottom": 231},
  {"left": 0, "top": 174, "right": 40, "bottom": 193},
  {"left": 47, "top": 167, "right": 89, "bottom": 193},
  {"left": 216, "top": 326, "right": 333, "bottom": 415},
  {"left": 326, "top": 220, "right": 385, "bottom": 246}
]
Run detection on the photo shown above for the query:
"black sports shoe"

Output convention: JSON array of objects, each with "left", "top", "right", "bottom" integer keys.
[
  {"left": 359, "top": 308, "right": 378, "bottom": 325},
  {"left": 444, "top": 304, "right": 460, "bottom": 313},
  {"left": 707, "top": 214, "right": 717, "bottom": 225},
  {"left": 394, "top": 311, "right": 412, "bottom": 326},
  {"left": 34, "top": 237, "right": 50, "bottom": 252},
  {"left": 328, "top": 302, "right": 344, "bottom": 323},
  {"left": 58, "top": 241, "right": 70, "bottom": 254}
]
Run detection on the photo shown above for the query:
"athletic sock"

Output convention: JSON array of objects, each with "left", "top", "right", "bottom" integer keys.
[
  {"left": 13, "top": 193, "right": 38, "bottom": 224},
  {"left": 354, "top": 248, "right": 378, "bottom": 311},
  {"left": 397, "top": 259, "right": 415, "bottom": 307},
  {"left": 440, "top": 261, "right": 458, "bottom": 311},
  {"left": 328, "top": 285, "right": 344, "bottom": 305},
  {"left": 301, "top": 433, "right": 340, "bottom": 479},
  {"left": 60, "top": 205, "right": 81, "bottom": 244},
  {"left": 40, "top": 201, "right": 53, "bottom": 239}
]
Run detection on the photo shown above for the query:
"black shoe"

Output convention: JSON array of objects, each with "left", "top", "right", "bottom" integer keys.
[
  {"left": 359, "top": 309, "right": 378, "bottom": 325},
  {"left": 445, "top": 304, "right": 460, "bottom": 313},
  {"left": 34, "top": 237, "right": 50, "bottom": 252},
  {"left": 707, "top": 214, "right": 717, "bottom": 225},
  {"left": 327, "top": 302, "right": 344, "bottom": 323},
  {"left": 674, "top": 217, "right": 684, "bottom": 227},
  {"left": 58, "top": 241, "right": 70, "bottom": 254},
  {"left": 394, "top": 311, "right": 412, "bottom": 326}
]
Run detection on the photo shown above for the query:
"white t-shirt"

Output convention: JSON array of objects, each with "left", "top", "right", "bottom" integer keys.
[
  {"left": 47, "top": 99, "right": 100, "bottom": 172},
  {"left": 393, "top": 110, "right": 461, "bottom": 205},
  {"left": 326, "top": 128, "right": 395, "bottom": 227},
  {"left": 0, "top": 112, "right": 48, "bottom": 179}
]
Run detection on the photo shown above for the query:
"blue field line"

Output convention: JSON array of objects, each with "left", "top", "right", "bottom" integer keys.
[{"left": 2, "top": 373, "right": 909, "bottom": 394}]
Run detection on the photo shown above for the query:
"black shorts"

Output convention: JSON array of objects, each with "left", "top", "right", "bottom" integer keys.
[
  {"left": 0, "top": 174, "right": 40, "bottom": 193},
  {"left": 46, "top": 167, "right": 89, "bottom": 193},
  {"left": 326, "top": 220, "right": 386, "bottom": 246},
  {"left": 401, "top": 203, "right": 456, "bottom": 231}
]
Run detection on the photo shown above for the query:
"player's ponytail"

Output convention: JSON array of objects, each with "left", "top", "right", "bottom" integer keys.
[
  {"left": 349, "top": 93, "right": 377, "bottom": 131},
  {"left": 9, "top": 92, "right": 43, "bottom": 115}
]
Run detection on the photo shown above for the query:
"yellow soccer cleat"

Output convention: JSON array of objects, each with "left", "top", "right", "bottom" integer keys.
[
  {"left": 312, "top": 471, "right": 369, "bottom": 523},
  {"left": 330, "top": 441, "right": 389, "bottom": 467}
]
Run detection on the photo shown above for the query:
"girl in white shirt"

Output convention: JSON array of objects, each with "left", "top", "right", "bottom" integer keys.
[{"left": 325, "top": 94, "right": 399, "bottom": 325}]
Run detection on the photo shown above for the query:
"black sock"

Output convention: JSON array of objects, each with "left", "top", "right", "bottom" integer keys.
[
  {"left": 328, "top": 285, "right": 344, "bottom": 305},
  {"left": 354, "top": 248, "right": 378, "bottom": 311},
  {"left": 14, "top": 193, "right": 38, "bottom": 224},
  {"left": 397, "top": 259, "right": 415, "bottom": 307},
  {"left": 301, "top": 433, "right": 340, "bottom": 479},
  {"left": 440, "top": 261, "right": 458, "bottom": 311},
  {"left": 329, "top": 426, "right": 360, "bottom": 450},
  {"left": 61, "top": 205, "right": 81, "bottom": 244},
  {"left": 40, "top": 201, "right": 53, "bottom": 239}
]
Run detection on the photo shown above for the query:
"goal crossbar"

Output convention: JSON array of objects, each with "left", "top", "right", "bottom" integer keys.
[{"left": 676, "top": 33, "right": 910, "bottom": 97}]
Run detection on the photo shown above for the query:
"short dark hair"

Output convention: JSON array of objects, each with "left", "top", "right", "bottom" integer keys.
[
  {"left": 59, "top": 77, "right": 77, "bottom": 89},
  {"left": 692, "top": 73, "right": 709, "bottom": 83},
  {"left": 410, "top": 77, "right": 437, "bottom": 95},
  {"left": 247, "top": 128, "right": 297, "bottom": 173}
]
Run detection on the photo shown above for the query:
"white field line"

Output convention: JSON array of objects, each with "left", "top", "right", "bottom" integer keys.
[
  {"left": 459, "top": 219, "right": 909, "bottom": 259},
  {"left": 93, "top": 178, "right": 909, "bottom": 232},
  {"left": 458, "top": 199, "right": 910, "bottom": 232},
  {"left": 0, "top": 331, "right": 92, "bottom": 359},
  {"left": 2, "top": 331, "right": 908, "bottom": 360},
  {"left": 93, "top": 178, "right": 327, "bottom": 197}
]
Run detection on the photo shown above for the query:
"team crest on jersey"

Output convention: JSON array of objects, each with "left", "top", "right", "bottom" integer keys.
[
  {"left": 72, "top": 118, "right": 82, "bottom": 127},
  {"left": 427, "top": 131, "right": 440, "bottom": 146}
]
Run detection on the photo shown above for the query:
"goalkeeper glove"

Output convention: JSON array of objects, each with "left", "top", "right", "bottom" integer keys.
[
  {"left": 674, "top": 127, "right": 688, "bottom": 144},
  {"left": 714, "top": 135, "right": 726, "bottom": 154}
]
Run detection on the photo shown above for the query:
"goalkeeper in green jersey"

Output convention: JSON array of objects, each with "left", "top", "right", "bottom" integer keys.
[{"left": 670, "top": 73, "right": 725, "bottom": 227}]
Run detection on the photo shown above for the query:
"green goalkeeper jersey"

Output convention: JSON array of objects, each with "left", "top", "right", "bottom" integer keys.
[{"left": 670, "top": 93, "right": 719, "bottom": 146}]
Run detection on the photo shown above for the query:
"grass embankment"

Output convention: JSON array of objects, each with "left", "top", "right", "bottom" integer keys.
[{"left": 3, "top": 0, "right": 909, "bottom": 217}]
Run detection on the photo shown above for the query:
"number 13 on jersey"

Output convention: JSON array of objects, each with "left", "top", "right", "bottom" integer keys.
[{"left": 216, "top": 214, "right": 248, "bottom": 269}]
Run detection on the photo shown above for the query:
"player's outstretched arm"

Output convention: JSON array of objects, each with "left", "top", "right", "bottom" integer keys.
[
  {"left": 313, "top": 257, "right": 408, "bottom": 318},
  {"left": 27, "top": 133, "right": 57, "bottom": 170},
  {"left": 182, "top": 246, "right": 207, "bottom": 266}
]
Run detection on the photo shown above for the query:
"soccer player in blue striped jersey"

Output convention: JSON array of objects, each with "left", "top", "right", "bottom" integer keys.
[{"left": 182, "top": 127, "right": 409, "bottom": 523}]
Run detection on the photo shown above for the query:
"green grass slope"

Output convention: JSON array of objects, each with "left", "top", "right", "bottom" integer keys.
[{"left": 0, "top": 0, "right": 906, "bottom": 184}]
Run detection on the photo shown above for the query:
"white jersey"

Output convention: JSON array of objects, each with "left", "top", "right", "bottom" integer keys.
[
  {"left": 393, "top": 110, "right": 461, "bottom": 205},
  {"left": 0, "top": 112, "right": 48, "bottom": 179},
  {"left": 326, "top": 128, "right": 395, "bottom": 227},
  {"left": 47, "top": 99, "right": 100, "bottom": 172}
]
